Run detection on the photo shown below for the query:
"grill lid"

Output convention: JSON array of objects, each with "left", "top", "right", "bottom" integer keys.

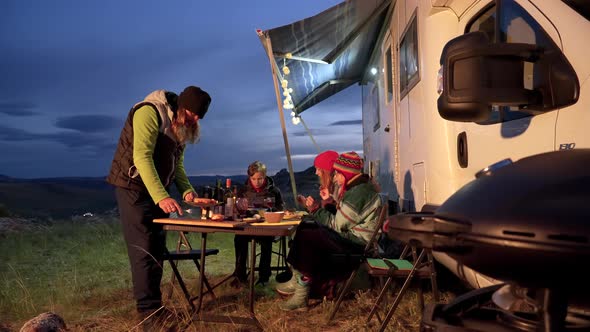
[{"left": 432, "top": 149, "right": 590, "bottom": 289}]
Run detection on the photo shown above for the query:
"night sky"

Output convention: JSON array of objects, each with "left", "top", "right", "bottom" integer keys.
[{"left": 0, "top": 0, "right": 362, "bottom": 178}]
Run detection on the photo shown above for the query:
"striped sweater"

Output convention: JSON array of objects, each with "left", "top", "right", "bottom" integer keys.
[{"left": 312, "top": 174, "right": 382, "bottom": 245}]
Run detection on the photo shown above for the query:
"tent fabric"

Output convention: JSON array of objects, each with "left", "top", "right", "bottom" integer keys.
[{"left": 259, "top": 0, "right": 391, "bottom": 114}]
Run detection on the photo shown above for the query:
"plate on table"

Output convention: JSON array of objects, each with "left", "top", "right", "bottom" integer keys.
[
  {"left": 283, "top": 211, "right": 306, "bottom": 220},
  {"left": 185, "top": 198, "right": 219, "bottom": 208}
]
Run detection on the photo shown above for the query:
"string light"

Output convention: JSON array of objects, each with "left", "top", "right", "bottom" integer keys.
[
  {"left": 280, "top": 54, "right": 300, "bottom": 124},
  {"left": 281, "top": 55, "right": 295, "bottom": 111}
]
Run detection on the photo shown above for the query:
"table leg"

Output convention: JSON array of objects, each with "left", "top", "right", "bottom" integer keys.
[
  {"left": 196, "top": 232, "right": 208, "bottom": 315},
  {"left": 249, "top": 238, "right": 256, "bottom": 314}
]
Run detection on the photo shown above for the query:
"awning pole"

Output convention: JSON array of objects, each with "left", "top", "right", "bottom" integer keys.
[{"left": 260, "top": 31, "right": 298, "bottom": 204}]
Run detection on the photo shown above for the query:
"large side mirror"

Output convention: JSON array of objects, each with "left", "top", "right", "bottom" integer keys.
[{"left": 437, "top": 31, "right": 579, "bottom": 122}]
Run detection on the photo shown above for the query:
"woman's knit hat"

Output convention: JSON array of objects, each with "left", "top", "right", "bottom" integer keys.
[
  {"left": 314, "top": 150, "right": 339, "bottom": 171},
  {"left": 333, "top": 151, "right": 363, "bottom": 182},
  {"left": 178, "top": 86, "right": 211, "bottom": 119}
]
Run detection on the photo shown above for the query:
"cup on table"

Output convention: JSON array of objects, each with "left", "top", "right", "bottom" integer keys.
[
  {"left": 236, "top": 198, "right": 249, "bottom": 217},
  {"left": 264, "top": 197, "right": 276, "bottom": 211}
]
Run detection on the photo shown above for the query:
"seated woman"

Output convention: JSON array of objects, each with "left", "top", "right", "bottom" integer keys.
[
  {"left": 233, "top": 161, "right": 284, "bottom": 285},
  {"left": 297, "top": 150, "right": 339, "bottom": 215},
  {"left": 277, "top": 151, "right": 383, "bottom": 311}
]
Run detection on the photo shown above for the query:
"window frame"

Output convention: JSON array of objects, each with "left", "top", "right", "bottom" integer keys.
[{"left": 399, "top": 10, "right": 420, "bottom": 99}]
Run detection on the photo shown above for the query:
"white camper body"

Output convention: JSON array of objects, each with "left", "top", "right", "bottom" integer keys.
[{"left": 362, "top": 0, "right": 589, "bottom": 288}]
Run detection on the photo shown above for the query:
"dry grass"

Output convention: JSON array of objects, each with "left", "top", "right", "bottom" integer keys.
[
  {"left": 56, "top": 273, "right": 454, "bottom": 332},
  {"left": 0, "top": 217, "right": 463, "bottom": 332}
]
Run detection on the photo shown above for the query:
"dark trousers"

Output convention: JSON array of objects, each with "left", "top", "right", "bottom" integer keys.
[
  {"left": 287, "top": 221, "right": 364, "bottom": 281},
  {"left": 234, "top": 235, "right": 273, "bottom": 281},
  {"left": 116, "top": 187, "right": 167, "bottom": 312}
]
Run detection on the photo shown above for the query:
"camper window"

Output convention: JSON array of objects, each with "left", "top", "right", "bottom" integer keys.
[
  {"left": 467, "top": 4, "right": 496, "bottom": 42},
  {"left": 399, "top": 13, "right": 419, "bottom": 98}
]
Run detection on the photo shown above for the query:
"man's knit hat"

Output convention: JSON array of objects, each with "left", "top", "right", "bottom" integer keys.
[
  {"left": 178, "top": 86, "right": 211, "bottom": 119},
  {"left": 314, "top": 150, "right": 339, "bottom": 171},
  {"left": 333, "top": 151, "right": 363, "bottom": 182}
]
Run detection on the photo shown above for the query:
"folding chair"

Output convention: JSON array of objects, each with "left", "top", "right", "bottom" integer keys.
[
  {"left": 326, "top": 196, "right": 389, "bottom": 323},
  {"left": 252, "top": 235, "right": 291, "bottom": 280},
  {"left": 163, "top": 231, "right": 221, "bottom": 310},
  {"left": 365, "top": 244, "right": 439, "bottom": 332}
]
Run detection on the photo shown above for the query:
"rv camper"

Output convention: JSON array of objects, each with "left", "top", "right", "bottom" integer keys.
[
  {"left": 259, "top": 0, "right": 589, "bottom": 290},
  {"left": 362, "top": 0, "right": 587, "bottom": 288}
]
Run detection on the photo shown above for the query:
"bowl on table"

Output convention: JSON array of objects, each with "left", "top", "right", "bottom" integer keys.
[{"left": 263, "top": 211, "right": 285, "bottom": 223}]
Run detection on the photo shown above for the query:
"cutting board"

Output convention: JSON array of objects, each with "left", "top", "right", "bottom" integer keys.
[{"left": 154, "top": 218, "right": 247, "bottom": 228}]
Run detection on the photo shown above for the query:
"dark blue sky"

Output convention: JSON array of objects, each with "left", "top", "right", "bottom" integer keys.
[{"left": 0, "top": 0, "right": 362, "bottom": 178}]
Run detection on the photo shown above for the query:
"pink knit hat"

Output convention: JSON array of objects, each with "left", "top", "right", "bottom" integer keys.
[
  {"left": 313, "top": 150, "right": 339, "bottom": 171},
  {"left": 333, "top": 151, "right": 363, "bottom": 182}
]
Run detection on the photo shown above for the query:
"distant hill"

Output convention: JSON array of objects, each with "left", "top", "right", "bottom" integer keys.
[{"left": 0, "top": 168, "right": 318, "bottom": 219}]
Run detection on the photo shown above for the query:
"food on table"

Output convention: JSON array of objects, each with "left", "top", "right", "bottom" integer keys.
[
  {"left": 193, "top": 198, "right": 217, "bottom": 204},
  {"left": 210, "top": 213, "right": 224, "bottom": 221}
]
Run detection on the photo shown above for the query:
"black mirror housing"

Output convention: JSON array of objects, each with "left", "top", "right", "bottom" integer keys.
[{"left": 438, "top": 31, "right": 579, "bottom": 122}]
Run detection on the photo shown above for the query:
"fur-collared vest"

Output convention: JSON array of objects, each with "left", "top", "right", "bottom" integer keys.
[{"left": 106, "top": 90, "right": 184, "bottom": 192}]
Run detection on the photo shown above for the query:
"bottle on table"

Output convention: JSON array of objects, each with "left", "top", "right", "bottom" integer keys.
[
  {"left": 224, "top": 178, "right": 235, "bottom": 220},
  {"left": 214, "top": 179, "right": 224, "bottom": 215}
]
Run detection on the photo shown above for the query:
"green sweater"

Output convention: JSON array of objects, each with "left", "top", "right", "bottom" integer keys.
[
  {"left": 133, "top": 105, "right": 195, "bottom": 204},
  {"left": 312, "top": 175, "right": 382, "bottom": 245}
]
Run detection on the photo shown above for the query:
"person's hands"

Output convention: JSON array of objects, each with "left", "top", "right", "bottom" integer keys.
[
  {"left": 319, "top": 187, "right": 330, "bottom": 200},
  {"left": 305, "top": 196, "right": 318, "bottom": 211},
  {"left": 296, "top": 194, "right": 307, "bottom": 208},
  {"left": 158, "top": 197, "right": 183, "bottom": 216},
  {"left": 183, "top": 191, "right": 197, "bottom": 202}
]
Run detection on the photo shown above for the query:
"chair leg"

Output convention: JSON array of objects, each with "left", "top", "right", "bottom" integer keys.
[
  {"left": 366, "top": 276, "right": 394, "bottom": 324},
  {"left": 327, "top": 269, "right": 358, "bottom": 323},
  {"left": 279, "top": 236, "right": 287, "bottom": 272},
  {"left": 377, "top": 250, "right": 427, "bottom": 332},
  {"left": 167, "top": 255, "right": 195, "bottom": 311},
  {"left": 427, "top": 250, "right": 440, "bottom": 302}
]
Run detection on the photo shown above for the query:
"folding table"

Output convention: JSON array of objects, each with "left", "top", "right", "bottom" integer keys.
[{"left": 154, "top": 217, "right": 298, "bottom": 331}]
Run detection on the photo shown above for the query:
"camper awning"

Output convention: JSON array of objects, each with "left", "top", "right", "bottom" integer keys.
[{"left": 258, "top": 0, "right": 392, "bottom": 115}]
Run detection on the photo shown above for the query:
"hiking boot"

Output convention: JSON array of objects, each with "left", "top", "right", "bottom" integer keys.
[
  {"left": 279, "top": 276, "right": 309, "bottom": 311},
  {"left": 276, "top": 270, "right": 300, "bottom": 295},
  {"left": 276, "top": 277, "right": 297, "bottom": 295}
]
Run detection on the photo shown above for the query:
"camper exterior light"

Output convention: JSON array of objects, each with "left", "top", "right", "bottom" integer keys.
[
  {"left": 437, "top": 66, "right": 443, "bottom": 95},
  {"left": 370, "top": 67, "right": 378, "bottom": 75}
]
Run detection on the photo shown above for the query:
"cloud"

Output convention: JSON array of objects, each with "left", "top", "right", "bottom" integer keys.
[
  {"left": 0, "top": 125, "right": 42, "bottom": 141},
  {"left": 0, "top": 102, "right": 38, "bottom": 116},
  {"left": 54, "top": 115, "right": 120, "bottom": 133},
  {"left": 284, "top": 154, "right": 317, "bottom": 160},
  {"left": 329, "top": 120, "right": 362, "bottom": 126},
  {"left": 291, "top": 128, "right": 331, "bottom": 137},
  {"left": 0, "top": 124, "right": 116, "bottom": 153}
]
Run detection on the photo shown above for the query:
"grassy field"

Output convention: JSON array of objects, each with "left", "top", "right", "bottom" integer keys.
[{"left": 0, "top": 217, "right": 455, "bottom": 331}]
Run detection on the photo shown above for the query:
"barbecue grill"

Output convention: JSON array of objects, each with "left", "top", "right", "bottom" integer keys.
[{"left": 387, "top": 150, "right": 590, "bottom": 331}]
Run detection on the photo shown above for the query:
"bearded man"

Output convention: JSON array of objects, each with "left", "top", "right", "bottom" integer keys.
[{"left": 106, "top": 86, "right": 211, "bottom": 321}]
